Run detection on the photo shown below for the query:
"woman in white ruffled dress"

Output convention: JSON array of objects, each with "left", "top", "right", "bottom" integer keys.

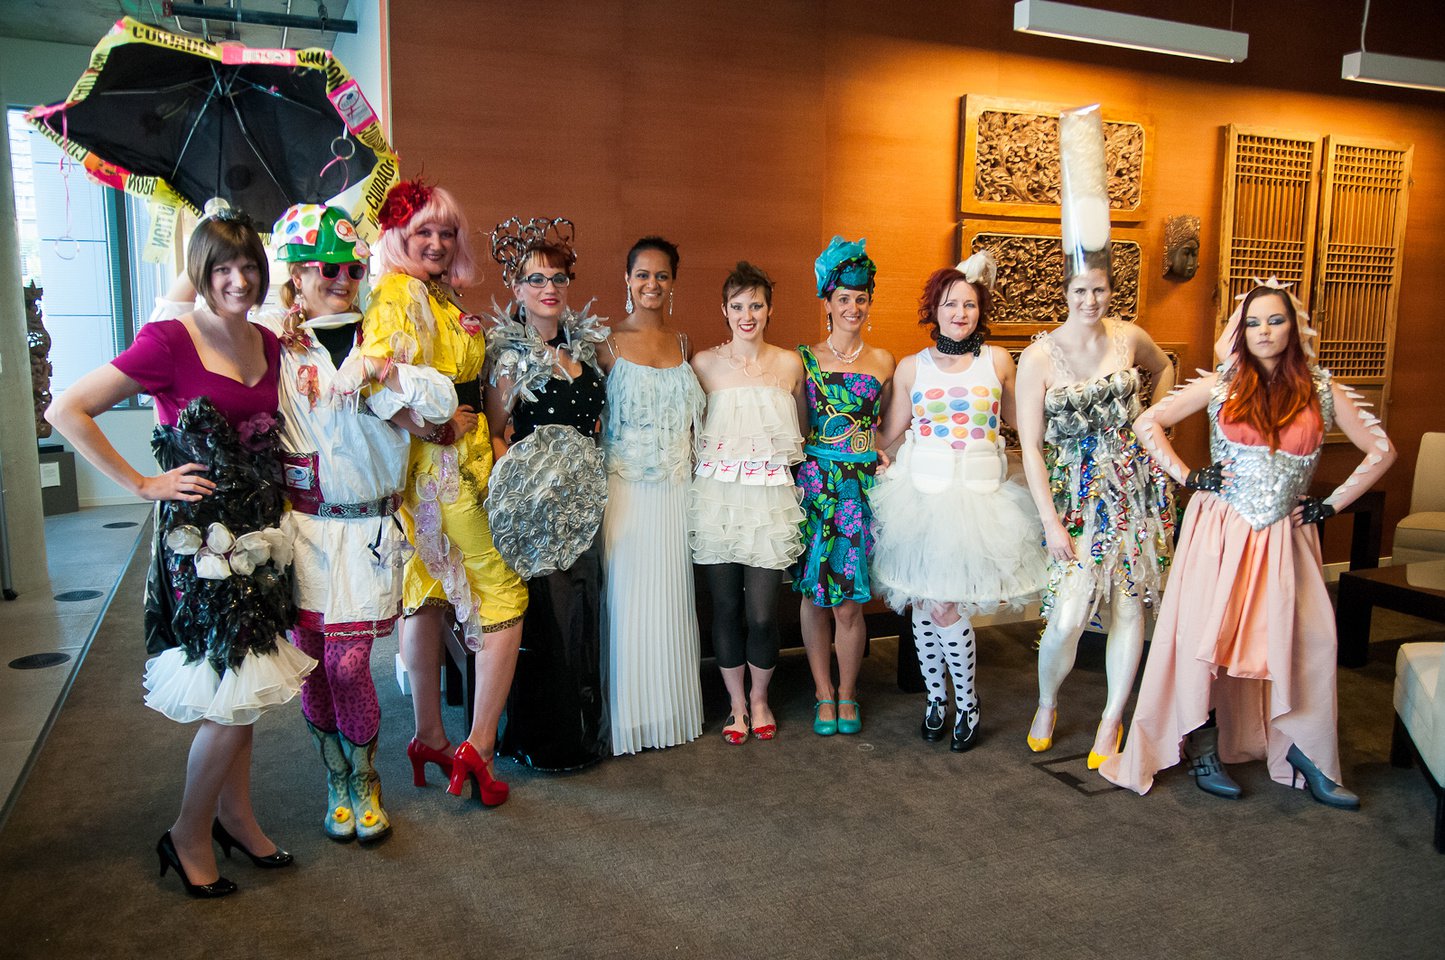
[
  {"left": 599, "top": 237, "right": 707, "bottom": 754},
  {"left": 689, "top": 262, "right": 805, "bottom": 744},
  {"left": 47, "top": 213, "right": 314, "bottom": 898},
  {"left": 871, "top": 259, "right": 1047, "bottom": 750}
]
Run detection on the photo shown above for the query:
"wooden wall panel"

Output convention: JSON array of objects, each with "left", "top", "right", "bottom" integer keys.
[{"left": 390, "top": 0, "right": 1445, "bottom": 560}]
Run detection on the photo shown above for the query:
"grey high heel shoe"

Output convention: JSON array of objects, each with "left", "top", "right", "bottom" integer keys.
[
  {"left": 1285, "top": 743, "right": 1360, "bottom": 810},
  {"left": 1183, "top": 725, "right": 1242, "bottom": 799}
]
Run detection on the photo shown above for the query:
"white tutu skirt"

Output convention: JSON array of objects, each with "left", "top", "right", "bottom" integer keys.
[
  {"left": 143, "top": 638, "right": 317, "bottom": 726},
  {"left": 870, "top": 447, "right": 1049, "bottom": 613},
  {"left": 688, "top": 476, "right": 804, "bottom": 571}
]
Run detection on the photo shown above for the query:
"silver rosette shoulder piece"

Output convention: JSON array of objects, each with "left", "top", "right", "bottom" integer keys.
[
  {"left": 485, "top": 424, "right": 607, "bottom": 579},
  {"left": 483, "top": 300, "right": 611, "bottom": 408}
]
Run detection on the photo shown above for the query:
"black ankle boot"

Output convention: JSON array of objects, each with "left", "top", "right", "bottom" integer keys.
[
  {"left": 921, "top": 699, "right": 947, "bottom": 742},
  {"left": 950, "top": 703, "right": 979, "bottom": 752},
  {"left": 1183, "top": 725, "right": 1242, "bottom": 799}
]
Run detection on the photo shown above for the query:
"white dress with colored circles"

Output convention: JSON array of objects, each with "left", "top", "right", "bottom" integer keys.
[{"left": 869, "top": 346, "right": 1047, "bottom": 612}]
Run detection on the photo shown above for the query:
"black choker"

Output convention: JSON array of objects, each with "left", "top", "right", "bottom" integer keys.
[{"left": 935, "top": 331, "right": 983, "bottom": 356}]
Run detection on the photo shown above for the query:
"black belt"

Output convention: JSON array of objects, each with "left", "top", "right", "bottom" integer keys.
[{"left": 455, "top": 378, "right": 481, "bottom": 410}]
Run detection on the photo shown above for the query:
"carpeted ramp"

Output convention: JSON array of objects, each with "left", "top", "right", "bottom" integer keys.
[{"left": 1, "top": 540, "right": 1443, "bottom": 959}]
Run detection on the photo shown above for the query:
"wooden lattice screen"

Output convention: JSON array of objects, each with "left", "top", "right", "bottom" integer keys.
[
  {"left": 1310, "top": 136, "right": 1414, "bottom": 414},
  {"left": 1217, "top": 126, "right": 1321, "bottom": 315},
  {"left": 1219, "top": 127, "right": 1413, "bottom": 432}
]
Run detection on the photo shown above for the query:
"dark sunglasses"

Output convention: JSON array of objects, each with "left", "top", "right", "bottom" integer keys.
[{"left": 303, "top": 261, "right": 367, "bottom": 280}]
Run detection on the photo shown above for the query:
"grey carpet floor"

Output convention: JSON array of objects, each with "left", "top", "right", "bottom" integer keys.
[{"left": 1, "top": 545, "right": 1444, "bottom": 960}]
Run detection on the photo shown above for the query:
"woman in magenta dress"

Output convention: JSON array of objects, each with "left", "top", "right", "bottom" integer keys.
[
  {"left": 1099, "top": 284, "right": 1396, "bottom": 807},
  {"left": 47, "top": 212, "right": 312, "bottom": 897}
]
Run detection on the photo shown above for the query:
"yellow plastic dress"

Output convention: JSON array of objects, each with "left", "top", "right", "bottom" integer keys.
[{"left": 360, "top": 273, "right": 526, "bottom": 644}]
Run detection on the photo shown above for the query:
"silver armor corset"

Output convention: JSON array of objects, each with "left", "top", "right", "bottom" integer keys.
[
  {"left": 1209, "top": 429, "right": 1318, "bottom": 530},
  {"left": 1043, "top": 368, "right": 1143, "bottom": 444},
  {"left": 1206, "top": 367, "right": 1333, "bottom": 530}
]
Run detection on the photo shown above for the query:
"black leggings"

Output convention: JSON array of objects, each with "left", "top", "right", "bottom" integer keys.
[{"left": 706, "top": 563, "right": 783, "bottom": 670}]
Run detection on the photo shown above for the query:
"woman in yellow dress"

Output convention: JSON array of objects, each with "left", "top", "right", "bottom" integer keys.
[{"left": 361, "top": 180, "right": 528, "bottom": 806}]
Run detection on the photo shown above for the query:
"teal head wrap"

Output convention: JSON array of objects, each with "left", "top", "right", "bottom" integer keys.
[{"left": 814, "top": 235, "right": 876, "bottom": 299}]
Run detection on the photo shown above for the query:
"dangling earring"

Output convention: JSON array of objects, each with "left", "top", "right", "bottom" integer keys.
[
  {"left": 867, "top": 318, "right": 873, "bottom": 333},
  {"left": 625, "top": 287, "right": 634, "bottom": 313},
  {"left": 668, "top": 292, "right": 674, "bottom": 316},
  {"left": 826, "top": 314, "right": 833, "bottom": 333}
]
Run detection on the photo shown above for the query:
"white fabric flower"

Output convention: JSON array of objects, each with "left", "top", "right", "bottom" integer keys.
[
  {"left": 229, "top": 531, "right": 273, "bottom": 574},
  {"left": 193, "top": 547, "right": 232, "bottom": 580},
  {"left": 164, "top": 525, "right": 203, "bottom": 556},
  {"left": 205, "top": 522, "right": 235, "bottom": 554},
  {"left": 260, "top": 527, "right": 293, "bottom": 569}
]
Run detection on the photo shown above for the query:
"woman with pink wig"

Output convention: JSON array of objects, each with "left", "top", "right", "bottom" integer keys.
[{"left": 359, "top": 180, "right": 527, "bottom": 807}]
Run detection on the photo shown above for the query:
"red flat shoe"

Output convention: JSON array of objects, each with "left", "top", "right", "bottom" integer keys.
[
  {"left": 447, "top": 742, "right": 509, "bottom": 807},
  {"left": 407, "top": 737, "right": 454, "bottom": 787},
  {"left": 722, "top": 714, "right": 749, "bottom": 746},
  {"left": 752, "top": 722, "right": 777, "bottom": 741}
]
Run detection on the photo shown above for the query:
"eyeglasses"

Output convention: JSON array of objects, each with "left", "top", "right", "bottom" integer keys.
[
  {"left": 518, "top": 272, "right": 570, "bottom": 288},
  {"left": 303, "top": 261, "right": 367, "bottom": 280}
]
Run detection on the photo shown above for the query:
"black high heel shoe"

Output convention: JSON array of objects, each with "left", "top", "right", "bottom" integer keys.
[
  {"left": 212, "top": 819, "right": 295, "bottom": 868},
  {"left": 156, "top": 831, "right": 237, "bottom": 898}
]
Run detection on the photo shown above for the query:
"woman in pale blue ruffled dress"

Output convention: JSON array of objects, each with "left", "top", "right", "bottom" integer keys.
[{"left": 599, "top": 237, "right": 707, "bottom": 754}]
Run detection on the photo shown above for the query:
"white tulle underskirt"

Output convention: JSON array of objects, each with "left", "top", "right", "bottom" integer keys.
[
  {"left": 869, "top": 462, "right": 1049, "bottom": 613},
  {"left": 142, "top": 639, "right": 317, "bottom": 726},
  {"left": 688, "top": 475, "right": 804, "bottom": 570}
]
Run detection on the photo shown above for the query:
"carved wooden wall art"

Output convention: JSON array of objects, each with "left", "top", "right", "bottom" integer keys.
[
  {"left": 958, "top": 219, "right": 1145, "bottom": 336},
  {"left": 958, "top": 96, "right": 1152, "bottom": 222}
]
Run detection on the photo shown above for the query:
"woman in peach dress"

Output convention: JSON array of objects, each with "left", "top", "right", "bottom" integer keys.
[{"left": 1100, "top": 284, "right": 1395, "bottom": 808}]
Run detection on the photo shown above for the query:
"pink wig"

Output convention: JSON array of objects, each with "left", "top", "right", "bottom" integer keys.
[{"left": 375, "top": 185, "right": 480, "bottom": 287}]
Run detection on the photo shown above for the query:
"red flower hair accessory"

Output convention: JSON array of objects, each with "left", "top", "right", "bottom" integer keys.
[{"left": 379, "top": 179, "right": 435, "bottom": 232}]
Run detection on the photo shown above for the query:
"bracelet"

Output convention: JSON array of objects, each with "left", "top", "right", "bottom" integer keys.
[{"left": 423, "top": 421, "right": 455, "bottom": 445}]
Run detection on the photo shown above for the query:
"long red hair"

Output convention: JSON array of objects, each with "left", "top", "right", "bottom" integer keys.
[{"left": 1221, "top": 287, "right": 1316, "bottom": 451}]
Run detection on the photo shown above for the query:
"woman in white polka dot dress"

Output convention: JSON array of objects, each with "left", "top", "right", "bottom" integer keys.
[{"left": 870, "top": 257, "right": 1047, "bottom": 750}]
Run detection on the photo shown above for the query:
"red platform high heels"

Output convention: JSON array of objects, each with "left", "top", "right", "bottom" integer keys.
[
  {"left": 407, "top": 737, "right": 454, "bottom": 787},
  {"left": 447, "top": 741, "right": 509, "bottom": 807}
]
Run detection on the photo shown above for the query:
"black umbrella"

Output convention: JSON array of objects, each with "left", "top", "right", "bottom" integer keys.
[{"left": 27, "top": 17, "right": 398, "bottom": 239}]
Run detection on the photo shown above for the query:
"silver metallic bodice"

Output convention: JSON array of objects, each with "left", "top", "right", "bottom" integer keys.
[
  {"left": 1207, "top": 369, "right": 1334, "bottom": 530},
  {"left": 1043, "top": 368, "right": 1144, "bottom": 444}
]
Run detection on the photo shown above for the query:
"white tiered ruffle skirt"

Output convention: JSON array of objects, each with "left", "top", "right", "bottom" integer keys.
[{"left": 143, "top": 638, "right": 317, "bottom": 725}]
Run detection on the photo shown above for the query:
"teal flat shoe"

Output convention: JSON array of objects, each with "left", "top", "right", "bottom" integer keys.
[
  {"left": 837, "top": 699, "right": 862, "bottom": 735},
  {"left": 813, "top": 700, "right": 838, "bottom": 736}
]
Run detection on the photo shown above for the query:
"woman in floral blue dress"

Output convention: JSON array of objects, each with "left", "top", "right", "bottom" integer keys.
[{"left": 796, "top": 237, "right": 895, "bottom": 736}]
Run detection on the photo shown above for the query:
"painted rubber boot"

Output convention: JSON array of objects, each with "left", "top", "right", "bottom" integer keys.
[
  {"left": 1285, "top": 743, "right": 1360, "bottom": 810},
  {"left": 307, "top": 720, "right": 356, "bottom": 841},
  {"left": 1183, "top": 724, "right": 1242, "bottom": 800},
  {"left": 340, "top": 733, "right": 392, "bottom": 841}
]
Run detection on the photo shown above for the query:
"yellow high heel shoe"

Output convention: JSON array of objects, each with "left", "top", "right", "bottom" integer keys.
[
  {"left": 1087, "top": 720, "right": 1123, "bottom": 770},
  {"left": 1026, "top": 706, "right": 1056, "bottom": 753}
]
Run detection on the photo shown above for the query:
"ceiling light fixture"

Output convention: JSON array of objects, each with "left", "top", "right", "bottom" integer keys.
[
  {"left": 1012, "top": 0, "right": 1249, "bottom": 64},
  {"left": 1342, "top": 1, "right": 1445, "bottom": 92}
]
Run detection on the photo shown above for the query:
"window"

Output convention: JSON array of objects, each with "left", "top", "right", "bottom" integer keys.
[{"left": 7, "top": 107, "right": 168, "bottom": 402}]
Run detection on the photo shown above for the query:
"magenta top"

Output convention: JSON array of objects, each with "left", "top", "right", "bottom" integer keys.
[{"left": 112, "top": 319, "right": 281, "bottom": 428}]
